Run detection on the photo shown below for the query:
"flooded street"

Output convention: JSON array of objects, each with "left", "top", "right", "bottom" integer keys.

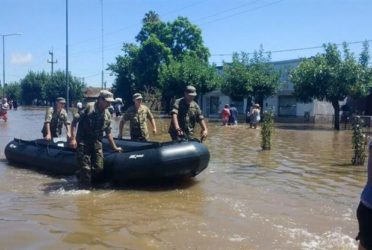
[{"left": 0, "top": 107, "right": 365, "bottom": 249}]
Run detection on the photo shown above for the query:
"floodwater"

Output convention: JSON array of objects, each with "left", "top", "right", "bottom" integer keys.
[{"left": 0, "top": 107, "right": 366, "bottom": 249}]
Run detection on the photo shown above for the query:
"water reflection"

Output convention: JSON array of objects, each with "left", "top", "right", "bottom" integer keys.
[{"left": 0, "top": 107, "right": 364, "bottom": 249}]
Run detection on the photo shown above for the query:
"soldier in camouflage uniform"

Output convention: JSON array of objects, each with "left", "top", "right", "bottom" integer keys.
[
  {"left": 70, "top": 90, "right": 122, "bottom": 188},
  {"left": 41, "top": 97, "right": 71, "bottom": 140},
  {"left": 168, "top": 85, "right": 208, "bottom": 141},
  {"left": 118, "top": 93, "right": 157, "bottom": 141}
]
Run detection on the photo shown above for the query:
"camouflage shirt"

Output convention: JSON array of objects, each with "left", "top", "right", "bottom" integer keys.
[
  {"left": 169, "top": 97, "right": 204, "bottom": 136},
  {"left": 43, "top": 107, "right": 70, "bottom": 136},
  {"left": 122, "top": 104, "right": 154, "bottom": 140},
  {"left": 76, "top": 102, "right": 112, "bottom": 143}
]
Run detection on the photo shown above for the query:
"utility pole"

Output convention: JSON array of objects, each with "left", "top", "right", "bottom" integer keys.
[
  {"left": 47, "top": 50, "right": 57, "bottom": 76},
  {"left": 101, "top": 0, "right": 105, "bottom": 89},
  {"left": 66, "top": 0, "right": 69, "bottom": 112},
  {"left": 1, "top": 33, "right": 21, "bottom": 98}
]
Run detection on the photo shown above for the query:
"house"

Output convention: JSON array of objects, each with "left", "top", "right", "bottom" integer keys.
[{"left": 201, "top": 59, "right": 337, "bottom": 123}]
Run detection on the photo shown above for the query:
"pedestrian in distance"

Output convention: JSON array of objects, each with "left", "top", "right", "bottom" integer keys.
[
  {"left": 168, "top": 85, "right": 208, "bottom": 141},
  {"left": 228, "top": 103, "right": 238, "bottom": 125},
  {"left": 114, "top": 98, "right": 123, "bottom": 117},
  {"left": 118, "top": 93, "right": 157, "bottom": 141},
  {"left": 41, "top": 97, "right": 71, "bottom": 140},
  {"left": 250, "top": 103, "right": 261, "bottom": 129},
  {"left": 220, "top": 104, "right": 230, "bottom": 126},
  {"left": 0, "top": 98, "right": 10, "bottom": 122},
  {"left": 71, "top": 101, "right": 84, "bottom": 127},
  {"left": 69, "top": 90, "right": 122, "bottom": 188},
  {"left": 356, "top": 139, "right": 372, "bottom": 250},
  {"left": 12, "top": 99, "right": 18, "bottom": 110}
]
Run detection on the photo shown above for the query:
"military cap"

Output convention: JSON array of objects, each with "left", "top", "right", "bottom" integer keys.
[
  {"left": 132, "top": 93, "right": 143, "bottom": 100},
  {"left": 98, "top": 90, "right": 115, "bottom": 102},
  {"left": 56, "top": 97, "right": 66, "bottom": 103},
  {"left": 185, "top": 85, "right": 197, "bottom": 96}
]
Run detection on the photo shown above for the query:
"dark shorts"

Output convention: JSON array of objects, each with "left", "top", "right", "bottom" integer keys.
[{"left": 356, "top": 201, "right": 372, "bottom": 250}]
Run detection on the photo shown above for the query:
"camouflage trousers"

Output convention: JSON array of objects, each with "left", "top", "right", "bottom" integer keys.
[
  {"left": 131, "top": 134, "right": 148, "bottom": 142},
  {"left": 76, "top": 141, "right": 104, "bottom": 187},
  {"left": 169, "top": 131, "right": 192, "bottom": 141},
  {"left": 41, "top": 124, "right": 60, "bottom": 138}
]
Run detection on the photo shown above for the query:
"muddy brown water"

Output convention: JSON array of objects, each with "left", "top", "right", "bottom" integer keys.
[{"left": 0, "top": 107, "right": 365, "bottom": 249}]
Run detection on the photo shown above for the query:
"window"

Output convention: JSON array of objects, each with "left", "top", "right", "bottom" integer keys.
[
  {"left": 209, "top": 96, "right": 219, "bottom": 115},
  {"left": 278, "top": 96, "right": 296, "bottom": 116}
]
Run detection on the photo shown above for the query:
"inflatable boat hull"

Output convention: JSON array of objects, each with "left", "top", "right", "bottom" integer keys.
[{"left": 4, "top": 138, "right": 210, "bottom": 182}]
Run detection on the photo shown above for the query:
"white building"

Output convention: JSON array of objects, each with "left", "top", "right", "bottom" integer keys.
[{"left": 201, "top": 59, "right": 337, "bottom": 123}]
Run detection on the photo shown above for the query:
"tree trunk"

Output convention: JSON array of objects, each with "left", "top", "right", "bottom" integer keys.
[{"left": 332, "top": 100, "right": 340, "bottom": 130}]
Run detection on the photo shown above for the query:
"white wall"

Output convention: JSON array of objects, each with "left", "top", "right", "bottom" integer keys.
[
  {"left": 296, "top": 102, "right": 314, "bottom": 116},
  {"left": 263, "top": 96, "right": 278, "bottom": 115},
  {"left": 313, "top": 100, "right": 334, "bottom": 115}
]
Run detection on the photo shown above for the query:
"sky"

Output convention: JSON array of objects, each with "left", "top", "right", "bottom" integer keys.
[{"left": 1, "top": 0, "right": 372, "bottom": 88}]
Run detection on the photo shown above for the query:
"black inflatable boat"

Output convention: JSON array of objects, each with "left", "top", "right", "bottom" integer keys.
[{"left": 4, "top": 138, "right": 210, "bottom": 182}]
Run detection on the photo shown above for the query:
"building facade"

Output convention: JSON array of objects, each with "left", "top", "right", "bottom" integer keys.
[{"left": 201, "top": 59, "right": 337, "bottom": 123}]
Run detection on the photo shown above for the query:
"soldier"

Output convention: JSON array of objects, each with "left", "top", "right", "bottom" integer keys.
[
  {"left": 118, "top": 93, "right": 157, "bottom": 141},
  {"left": 41, "top": 97, "right": 71, "bottom": 140},
  {"left": 70, "top": 90, "right": 122, "bottom": 188},
  {"left": 168, "top": 85, "right": 208, "bottom": 141}
]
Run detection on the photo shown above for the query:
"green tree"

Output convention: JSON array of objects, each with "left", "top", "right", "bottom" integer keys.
[
  {"left": 109, "top": 11, "right": 211, "bottom": 107},
  {"left": 261, "top": 110, "right": 274, "bottom": 150},
  {"left": 132, "top": 35, "right": 172, "bottom": 90},
  {"left": 159, "top": 55, "right": 221, "bottom": 111},
  {"left": 20, "top": 71, "right": 85, "bottom": 105},
  {"left": 221, "top": 48, "right": 280, "bottom": 107},
  {"left": 249, "top": 49, "right": 280, "bottom": 106},
  {"left": 221, "top": 52, "right": 251, "bottom": 100},
  {"left": 291, "top": 43, "right": 371, "bottom": 130},
  {"left": 351, "top": 116, "right": 367, "bottom": 165},
  {"left": 4, "top": 82, "right": 21, "bottom": 101},
  {"left": 168, "top": 17, "right": 210, "bottom": 62},
  {"left": 109, "top": 44, "right": 138, "bottom": 105},
  {"left": 20, "top": 71, "right": 46, "bottom": 105},
  {"left": 45, "top": 70, "right": 85, "bottom": 104}
]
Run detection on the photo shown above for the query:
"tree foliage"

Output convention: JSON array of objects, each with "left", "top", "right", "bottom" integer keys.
[
  {"left": 291, "top": 43, "right": 372, "bottom": 130},
  {"left": 159, "top": 55, "right": 220, "bottom": 111},
  {"left": 20, "top": 71, "right": 46, "bottom": 105},
  {"left": 261, "top": 110, "right": 274, "bottom": 150},
  {"left": 3, "top": 82, "right": 21, "bottom": 101},
  {"left": 221, "top": 47, "right": 280, "bottom": 106},
  {"left": 159, "top": 55, "right": 221, "bottom": 100},
  {"left": 19, "top": 70, "right": 85, "bottom": 105},
  {"left": 109, "top": 11, "right": 213, "bottom": 107},
  {"left": 351, "top": 116, "right": 367, "bottom": 165}
]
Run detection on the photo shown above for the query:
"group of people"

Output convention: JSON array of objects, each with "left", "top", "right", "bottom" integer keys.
[
  {"left": 42, "top": 85, "right": 208, "bottom": 188},
  {"left": 221, "top": 104, "right": 238, "bottom": 126},
  {"left": 220, "top": 103, "right": 261, "bottom": 128}
]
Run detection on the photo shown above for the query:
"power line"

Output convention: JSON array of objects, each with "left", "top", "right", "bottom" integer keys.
[
  {"left": 68, "top": 0, "right": 209, "bottom": 49},
  {"left": 211, "top": 39, "right": 372, "bottom": 57},
  {"left": 198, "top": 0, "right": 285, "bottom": 26},
  {"left": 193, "top": 0, "right": 261, "bottom": 23},
  {"left": 64, "top": 0, "right": 278, "bottom": 59}
]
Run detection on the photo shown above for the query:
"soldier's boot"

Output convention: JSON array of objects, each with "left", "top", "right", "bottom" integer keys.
[{"left": 77, "top": 168, "right": 92, "bottom": 190}]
